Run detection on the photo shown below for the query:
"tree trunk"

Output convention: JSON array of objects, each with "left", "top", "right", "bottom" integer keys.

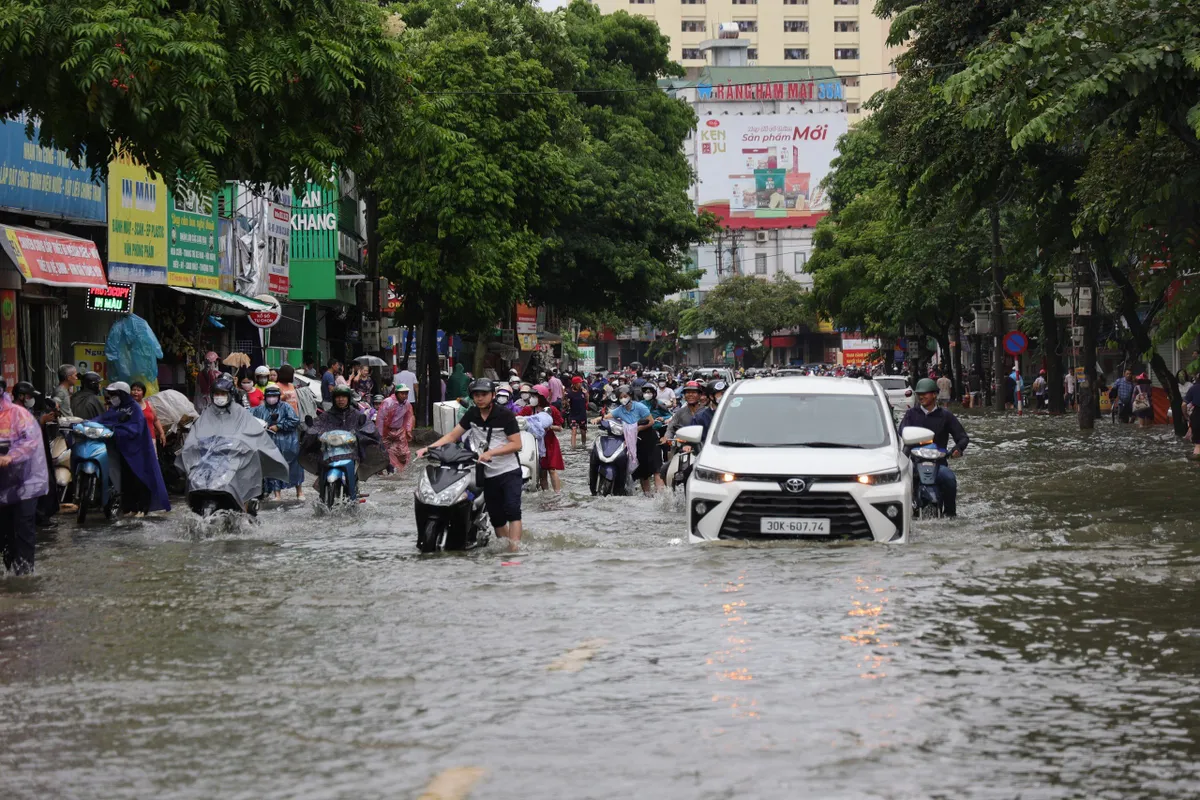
[
  {"left": 403, "top": 324, "right": 415, "bottom": 367},
  {"left": 418, "top": 294, "right": 442, "bottom": 428},
  {"left": 364, "top": 188, "right": 388, "bottom": 370},
  {"left": 1039, "top": 285, "right": 1065, "bottom": 414},
  {"left": 989, "top": 204, "right": 1007, "bottom": 411},
  {"left": 949, "top": 312, "right": 964, "bottom": 401},
  {"left": 1100, "top": 246, "right": 1186, "bottom": 435},
  {"left": 473, "top": 331, "right": 487, "bottom": 378}
]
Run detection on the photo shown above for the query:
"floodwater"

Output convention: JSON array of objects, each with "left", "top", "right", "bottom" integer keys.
[{"left": 2, "top": 413, "right": 1199, "bottom": 799}]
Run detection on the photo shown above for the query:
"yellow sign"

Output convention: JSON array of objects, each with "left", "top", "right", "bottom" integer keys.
[
  {"left": 107, "top": 154, "right": 168, "bottom": 284},
  {"left": 73, "top": 342, "right": 108, "bottom": 387},
  {"left": 817, "top": 316, "right": 835, "bottom": 334},
  {"left": 517, "top": 333, "right": 538, "bottom": 352}
]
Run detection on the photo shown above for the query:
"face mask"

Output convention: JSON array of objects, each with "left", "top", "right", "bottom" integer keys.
[
  {"left": 23, "top": 398, "right": 35, "bottom": 409},
  {"left": 213, "top": 394, "right": 230, "bottom": 408},
  {"left": 529, "top": 396, "right": 539, "bottom": 406},
  {"left": 658, "top": 383, "right": 666, "bottom": 389},
  {"left": 108, "top": 395, "right": 121, "bottom": 407},
  {"left": 265, "top": 396, "right": 279, "bottom": 406},
  {"left": 621, "top": 397, "right": 632, "bottom": 406},
  {"left": 642, "top": 392, "right": 654, "bottom": 401},
  {"left": 520, "top": 393, "right": 531, "bottom": 401},
  {"left": 241, "top": 384, "right": 253, "bottom": 392},
  {"left": 256, "top": 377, "right": 268, "bottom": 387}
]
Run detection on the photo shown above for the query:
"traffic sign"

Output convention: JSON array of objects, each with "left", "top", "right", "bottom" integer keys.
[
  {"left": 247, "top": 294, "right": 282, "bottom": 328},
  {"left": 1002, "top": 330, "right": 1028, "bottom": 356}
]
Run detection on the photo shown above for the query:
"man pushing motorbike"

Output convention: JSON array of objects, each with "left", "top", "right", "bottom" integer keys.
[{"left": 898, "top": 377, "right": 969, "bottom": 518}]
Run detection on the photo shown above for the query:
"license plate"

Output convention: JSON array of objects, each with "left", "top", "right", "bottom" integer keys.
[{"left": 760, "top": 517, "right": 830, "bottom": 535}]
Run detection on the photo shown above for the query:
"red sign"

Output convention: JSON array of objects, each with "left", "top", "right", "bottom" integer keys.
[
  {"left": 247, "top": 294, "right": 282, "bottom": 329},
  {"left": 709, "top": 81, "right": 844, "bottom": 102},
  {"left": 0, "top": 290, "right": 16, "bottom": 389},
  {"left": 86, "top": 282, "right": 135, "bottom": 314},
  {"left": 0, "top": 225, "right": 107, "bottom": 289}
]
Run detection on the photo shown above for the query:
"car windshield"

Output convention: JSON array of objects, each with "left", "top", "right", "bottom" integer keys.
[
  {"left": 875, "top": 377, "right": 907, "bottom": 391},
  {"left": 713, "top": 393, "right": 890, "bottom": 448}
]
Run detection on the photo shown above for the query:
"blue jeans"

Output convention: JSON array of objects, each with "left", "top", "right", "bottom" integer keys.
[{"left": 935, "top": 465, "right": 958, "bottom": 516}]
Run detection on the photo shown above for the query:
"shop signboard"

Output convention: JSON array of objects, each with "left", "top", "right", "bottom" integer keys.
[
  {"left": 841, "top": 334, "right": 881, "bottom": 368},
  {"left": 695, "top": 113, "right": 847, "bottom": 225},
  {"left": 265, "top": 202, "right": 291, "bottom": 296},
  {"left": 0, "top": 225, "right": 107, "bottom": 289},
  {"left": 516, "top": 303, "right": 538, "bottom": 351},
  {"left": 0, "top": 290, "right": 17, "bottom": 388},
  {"left": 0, "top": 116, "right": 106, "bottom": 223},
  {"left": 73, "top": 342, "right": 108, "bottom": 384},
  {"left": 107, "top": 155, "right": 168, "bottom": 284},
  {"left": 217, "top": 218, "right": 235, "bottom": 291},
  {"left": 86, "top": 282, "right": 135, "bottom": 314},
  {"left": 167, "top": 185, "right": 220, "bottom": 289},
  {"left": 578, "top": 345, "right": 596, "bottom": 374}
]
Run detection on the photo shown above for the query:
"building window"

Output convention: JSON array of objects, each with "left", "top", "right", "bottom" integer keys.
[
  {"left": 795, "top": 252, "right": 808, "bottom": 273},
  {"left": 736, "top": 20, "right": 758, "bottom": 32},
  {"left": 847, "top": 102, "right": 861, "bottom": 114},
  {"left": 731, "top": 0, "right": 757, "bottom": 5},
  {"left": 833, "top": 0, "right": 859, "bottom": 4},
  {"left": 834, "top": 20, "right": 859, "bottom": 32},
  {"left": 843, "top": 76, "right": 860, "bottom": 87},
  {"left": 784, "top": 48, "right": 808, "bottom": 60},
  {"left": 783, "top": 0, "right": 808, "bottom": 4},
  {"left": 681, "top": 0, "right": 706, "bottom": 3},
  {"left": 783, "top": 20, "right": 808, "bottom": 32},
  {"left": 681, "top": 48, "right": 704, "bottom": 60},
  {"left": 681, "top": 20, "right": 706, "bottom": 32},
  {"left": 747, "top": 47, "right": 758, "bottom": 60},
  {"left": 834, "top": 48, "right": 860, "bottom": 59},
  {"left": 755, "top": 253, "right": 768, "bottom": 275},
  {"left": 629, "top": 0, "right": 655, "bottom": 4}
]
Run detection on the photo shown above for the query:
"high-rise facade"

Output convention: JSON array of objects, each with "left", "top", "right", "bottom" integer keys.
[{"left": 591, "top": 0, "right": 903, "bottom": 121}]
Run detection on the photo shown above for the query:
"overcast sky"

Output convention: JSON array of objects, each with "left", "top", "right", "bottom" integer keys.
[{"left": 538, "top": 0, "right": 568, "bottom": 9}]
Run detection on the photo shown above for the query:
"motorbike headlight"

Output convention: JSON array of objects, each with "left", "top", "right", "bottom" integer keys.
[
  {"left": 695, "top": 467, "right": 736, "bottom": 483},
  {"left": 417, "top": 474, "right": 471, "bottom": 506},
  {"left": 320, "top": 432, "right": 356, "bottom": 447},
  {"left": 911, "top": 447, "right": 944, "bottom": 461},
  {"left": 856, "top": 469, "right": 901, "bottom": 485}
]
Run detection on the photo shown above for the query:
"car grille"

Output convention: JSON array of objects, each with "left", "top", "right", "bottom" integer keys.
[{"left": 718, "top": 490, "right": 874, "bottom": 541}]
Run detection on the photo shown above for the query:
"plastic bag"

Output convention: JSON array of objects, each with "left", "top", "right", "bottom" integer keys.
[
  {"left": 104, "top": 314, "right": 164, "bottom": 395},
  {"left": 146, "top": 389, "right": 198, "bottom": 432}
]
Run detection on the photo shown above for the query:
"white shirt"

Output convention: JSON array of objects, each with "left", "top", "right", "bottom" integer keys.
[{"left": 658, "top": 387, "right": 675, "bottom": 407}]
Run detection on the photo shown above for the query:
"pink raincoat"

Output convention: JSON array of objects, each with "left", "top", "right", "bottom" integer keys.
[
  {"left": 377, "top": 395, "right": 415, "bottom": 470},
  {"left": 0, "top": 392, "right": 50, "bottom": 504}
]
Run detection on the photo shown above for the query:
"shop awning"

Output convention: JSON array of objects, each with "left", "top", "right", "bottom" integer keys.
[
  {"left": 0, "top": 224, "right": 107, "bottom": 290},
  {"left": 171, "top": 287, "right": 275, "bottom": 312}
]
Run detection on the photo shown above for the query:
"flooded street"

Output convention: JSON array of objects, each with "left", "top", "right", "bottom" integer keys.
[{"left": 2, "top": 413, "right": 1199, "bottom": 799}]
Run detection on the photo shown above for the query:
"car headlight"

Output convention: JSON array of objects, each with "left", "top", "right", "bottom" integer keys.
[
  {"left": 910, "top": 447, "right": 944, "bottom": 460},
  {"left": 856, "top": 469, "right": 901, "bottom": 485},
  {"left": 320, "top": 432, "right": 357, "bottom": 447},
  {"left": 416, "top": 474, "right": 471, "bottom": 506},
  {"left": 694, "top": 467, "right": 736, "bottom": 483}
]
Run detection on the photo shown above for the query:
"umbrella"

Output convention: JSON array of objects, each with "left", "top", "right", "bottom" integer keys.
[
  {"left": 222, "top": 352, "right": 251, "bottom": 368},
  {"left": 355, "top": 355, "right": 388, "bottom": 367}
]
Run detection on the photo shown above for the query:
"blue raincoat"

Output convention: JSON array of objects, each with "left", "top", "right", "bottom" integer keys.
[
  {"left": 252, "top": 399, "right": 303, "bottom": 491},
  {"left": 94, "top": 392, "right": 171, "bottom": 512}
]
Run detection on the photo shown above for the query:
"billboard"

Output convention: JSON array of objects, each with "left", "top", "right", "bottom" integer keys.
[
  {"left": 696, "top": 113, "right": 848, "bottom": 225},
  {"left": 0, "top": 117, "right": 106, "bottom": 223},
  {"left": 107, "top": 155, "right": 168, "bottom": 284},
  {"left": 167, "top": 185, "right": 220, "bottom": 289}
]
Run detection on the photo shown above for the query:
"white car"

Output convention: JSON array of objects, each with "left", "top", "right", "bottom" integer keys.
[
  {"left": 873, "top": 374, "right": 914, "bottom": 411},
  {"left": 679, "top": 376, "right": 935, "bottom": 544}
]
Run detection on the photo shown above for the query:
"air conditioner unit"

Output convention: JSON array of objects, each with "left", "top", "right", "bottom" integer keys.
[{"left": 755, "top": 231, "right": 769, "bottom": 243}]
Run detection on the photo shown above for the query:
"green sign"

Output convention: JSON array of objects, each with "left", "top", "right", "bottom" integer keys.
[{"left": 167, "top": 187, "right": 220, "bottom": 289}]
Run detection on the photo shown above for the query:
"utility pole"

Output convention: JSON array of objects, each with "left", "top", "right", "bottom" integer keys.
[
  {"left": 715, "top": 230, "right": 725, "bottom": 283},
  {"left": 729, "top": 230, "right": 743, "bottom": 276}
]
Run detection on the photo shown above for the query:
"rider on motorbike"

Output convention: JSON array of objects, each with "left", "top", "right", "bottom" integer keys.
[
  {"left": 299, "top": 384, "right": 389, "bottom": 497},
  {"left": 691, "top": 380, "right": 728, "bottom": 443},
  {"left": 898, "top": 377, "right": 969, "bottom": 517}
]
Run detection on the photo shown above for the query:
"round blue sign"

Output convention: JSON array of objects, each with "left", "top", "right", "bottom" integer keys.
[{"left": 1003, "top": 331, "right": 1028, "bottom": 356}]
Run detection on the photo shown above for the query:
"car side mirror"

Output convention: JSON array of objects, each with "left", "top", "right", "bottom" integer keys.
[
  {"left": 676, "top": 424, "right": 703, "bottom": 445},
  {"left": 901, "top": 426, "right": 935, "bottom": 447}
]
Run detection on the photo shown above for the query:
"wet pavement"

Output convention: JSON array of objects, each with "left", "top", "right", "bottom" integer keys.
[{"left": 2, "top": 412, "right": 1199, "bottom": 799}]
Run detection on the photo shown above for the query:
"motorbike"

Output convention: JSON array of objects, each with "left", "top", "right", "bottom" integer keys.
[
  {"left": 318, "top": 429, "right": 360, "bottom": 507},
  {"left": 589, "top": 418, "right": 629, "bottom": 496},
  {"left": 910, "top": 444, "right": 949, "bottom": 518},
  {"left": 663, "top": 443, "right": 696, "bottom": 492},
  {"left": 515, "top": 417, "right": 540, "bottom": 490},
  {"left": 414, "top": 443, "right": 490, "bottom": 553},
  {"left": 70, "top": 420, "right": 116, "bottom": 524},
  {"left": 52, "top": 415, "right": 81, "bottom": 505},
  {"left": 181, "top": 408, "right": 288, "bottom": 520}
]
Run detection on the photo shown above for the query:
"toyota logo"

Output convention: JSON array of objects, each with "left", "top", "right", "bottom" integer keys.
[{"left": 785, "top": 478, "right": 808, "bottom": 494}]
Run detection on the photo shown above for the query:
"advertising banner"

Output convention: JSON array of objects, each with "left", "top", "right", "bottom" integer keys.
[
  {"left": 578, "top": 345, "right": 596, "bottom": 375},
  {"left": 265, "top": 202, "right": 291, "bottom": 296},
  {"left": 73, "top": 342, "right": 108, "bottom": 385},
  {"left": 0, "top": 117, "right": 106, "bottom": 223},
  {"left": 516, "top": 303, "right": 538, "bottom": 351},
  {"left": 217, "top": 218, "right": 235, "bottom": 291},
  {"left": 86, "top": 282, "right": 135, "bottom": 314},
  {"left": 841, "top": 334, "right": 881, "bottom": 367},
  {"left": 0, "top": 225, "right": 107, "bottom": 289},
  {"left": 167, "top": 186, "right": 220, "bottom": 289},
  {"left": 0, "top": 290, "right": 16, "bottom": 388},
  {"left": 107, "top": 155, "right": 168, "bottom": 284},
  {"left": 696, "top": 113, "right": 848, "bottom": 224}
]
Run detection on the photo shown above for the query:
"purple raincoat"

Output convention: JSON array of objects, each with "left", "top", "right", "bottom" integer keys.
[
  {"left": 94, "top": 391, "right": 171, "bottom": 512},
  {"left": 0, "top": 392, "right": 50, "bottom": 504}
]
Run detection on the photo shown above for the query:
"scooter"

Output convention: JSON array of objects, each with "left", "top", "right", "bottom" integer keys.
[
  {"left": 70, "top": 420, "right": 116, "bottom": 525},
  {"left": 185, "top": 437, "right": 263, "bottom": 519},
  {"left": 52, "top": 415, "right": 82, "bottom": 505},
  {"left": 589, "top": 419, "right": 629, "bottom": 496},
  {"left": 515, "top": 417, "right": 540, "bottom": 490},
  {"left": 413, "top": 443, "right": 490, "bottom": 553},
  {"left": 663, "top": 444, "right": 695, "bottom": 492},
  {"left": 910, "top": 444, "right": 949, "bottom": 518},
  {"left": 318, "top": 429, "right": 359, "bottom": 507}
]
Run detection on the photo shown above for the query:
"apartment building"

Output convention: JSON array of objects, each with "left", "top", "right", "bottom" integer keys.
[{"left": 592, "top": 0, "right": 903, "bottom": 121}]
